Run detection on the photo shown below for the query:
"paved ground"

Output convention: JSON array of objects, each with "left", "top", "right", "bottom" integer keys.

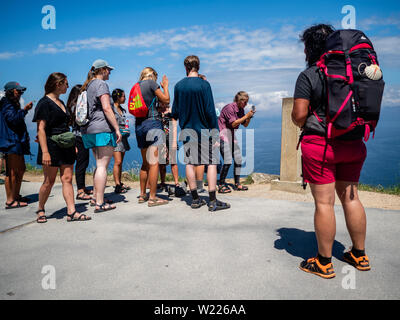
[{"left": 0, "top": 182, "right": 399, "bottom": 300}]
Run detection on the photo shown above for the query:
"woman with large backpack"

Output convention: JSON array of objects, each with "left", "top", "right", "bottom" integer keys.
[
  {"left": 292, "top": 24, "right": 372, "bottom": 279},
  {"left": 80, "top": 59, "right": 122, "bottom": 213},
  {"left": 133, "top": 67, "right": 170, "bottom": 207}
]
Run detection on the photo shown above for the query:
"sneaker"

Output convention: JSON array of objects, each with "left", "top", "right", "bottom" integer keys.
[
  {"left": 191, "top": 198, "right": 207, "bottom": 209},
  {"left": 299, "top": 257, "right": 336, "bottom": 279},
  {"left": 208, "top": 199, "right": 231, "bottom": 212},
  {"left": 343, "top": 251, "right": 371, "bottom": 271}
]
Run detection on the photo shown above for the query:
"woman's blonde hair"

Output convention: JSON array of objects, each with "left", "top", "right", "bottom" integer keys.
[
  {"left": 139, "top": 67, "right": 158, "bottom": 82},
  {"left": 234, "top": 91, "right": 249, "bottom": 103}
]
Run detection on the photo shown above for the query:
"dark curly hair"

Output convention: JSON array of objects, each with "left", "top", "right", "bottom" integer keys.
[{"left": 300, "top": 24, "right": 335, "bottom": 67}]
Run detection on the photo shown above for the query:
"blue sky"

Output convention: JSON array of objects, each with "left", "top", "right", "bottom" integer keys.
[{"left": 1, "top": 0, "right": 400, "bottom": 134}]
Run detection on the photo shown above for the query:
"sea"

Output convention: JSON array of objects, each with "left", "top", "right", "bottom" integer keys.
[{"left": 26, "top": 107, "right": 400, "bottom": 187}]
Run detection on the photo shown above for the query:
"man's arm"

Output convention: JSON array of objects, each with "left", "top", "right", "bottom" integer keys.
[{"left": 231, "top": 110, "right": 255, "bottom": 128}]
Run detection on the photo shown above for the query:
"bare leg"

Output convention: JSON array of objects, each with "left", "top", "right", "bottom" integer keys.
[
  {"left": 310, "top": 182, "right": 336, "bottom": 258},
  {"left": 336, "top": 181, "right": 367, "bottom": 251},
  {"left": 119, "top": 152, "right": 125, "bottom": 184},
  {"left": 186, "top": 164, "right": 197, "bottom": 191},
  {"left": 113, "top": 151, "right": 123, "bottom": 186},
  {"left": 206, "top": 164, "right": 217, "bottom": 192},
  {"left": 159, "top": 164, "right": 167, "bottom": 184},
  {"left": 38, "top": 166, "right": 58, "bottom": 212},
  {"left": 147, "top": 146, "right": 160, "bottom": 199},
  {"left": 5, "top": 154, "right": 27, "bottom": 205},
  {"left": 14, "top": 154, "right": 26, "bottom": 200},
  {"left": 195, "top": 165, "right": 205, "bottom": 182},
  {"left": 171, "top": 164, "right": 179, "bottom": 185},
  {"left": 93, "top": 146, "right": 114, "bottom": 208},
  {"left": 60, "top": 165, "right": 76, "bottom": 215},
  {"left": 140, "top": 148, "right": 149, "bottom": 197}
]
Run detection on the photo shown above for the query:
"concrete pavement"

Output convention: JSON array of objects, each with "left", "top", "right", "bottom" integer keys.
[{"left": 0, "top": 182, "right": 399, "bottom": 300}]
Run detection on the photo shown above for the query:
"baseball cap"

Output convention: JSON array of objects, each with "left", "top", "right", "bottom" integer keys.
[
  {"left": 92, "top": 59, "right": 114, "bottom": 70},
  {"left": 4, "top": 81, "right": 26, "bottom": 92}
]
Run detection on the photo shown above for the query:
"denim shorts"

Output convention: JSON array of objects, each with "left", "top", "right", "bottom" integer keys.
[
  {"left": 82, "top": 132, "right": 117, "bottom": 149},
  {"left": 135, "top": 119, "right": 164, "bottom": 149}
]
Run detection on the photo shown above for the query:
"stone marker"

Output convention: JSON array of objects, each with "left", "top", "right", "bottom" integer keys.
[{"left": 271, "top": 98, "right": 309, "bottom": 194}]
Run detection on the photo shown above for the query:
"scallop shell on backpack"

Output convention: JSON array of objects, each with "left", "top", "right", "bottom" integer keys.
[{"left": 364, "top": 64, "right": 383, "bottom": 80}]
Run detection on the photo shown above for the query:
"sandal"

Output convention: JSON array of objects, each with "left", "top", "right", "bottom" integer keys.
[
  {"left": 148, "top": 197, "right": 168, "bottom": 207},
  {"left": 84, "top": 188, "right": 93, "bottom": 195},
  {"left": 218, "top": 184, "right": 232, "bottom": 194},
  {"left": 67, "top": 211, "right": 92, "bottom": 222},
  {"left": 94, "top": 203, "right": 116, "bottom": 213},
  {"left": 76, "top": 191, "right": 92, "bottom": 201},
  {"left": 115, "top": 184, "right": 128, "bottom": 194},
  {"left": 5, "top": 200, "right": 28, "bottom": 210},
  {"left": 120, "top": 183, "right": 131, "bottom": 191},
  {"left": 36, "top": 209, "right": 47, "bottom": 224},
  {"left": 233, "top": 184, "right": 248, "bottom": 191},
  {"left": 138, "top": 194, "right": 149, "bottom": 204},
  {"left": 90, "top": 198, "right": 114, "bottom": 206}
]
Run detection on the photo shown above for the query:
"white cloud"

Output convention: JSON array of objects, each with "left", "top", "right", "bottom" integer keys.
[
  {"left": 0, "top": 51, "right": 24, "bottom": 60},
  {"left": 382, "top": 86, "right": 400, "bottom": 107},
  {"left": 359, "top": 16, "right": 400, "bottom": 31}
]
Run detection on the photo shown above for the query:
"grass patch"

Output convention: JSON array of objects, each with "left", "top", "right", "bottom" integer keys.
[
  {"left": 242, "top": 174, "right": 254, "bottom": 185},
  {"left": 358, "top": 183, "right": 400, "bottom": 195},
  {"left": 25, "top": 163, "right": 43, "bottom": 174}
]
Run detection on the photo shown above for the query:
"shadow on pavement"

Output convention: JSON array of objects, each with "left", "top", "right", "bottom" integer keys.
[
  {"left": 274, "top": 227, "right": 346, "bottom": 261},
  {"left": 21, "top": 193, "right": 39, "bottom": 204},
  {"left": 47, "top": 203, "right": 89, "bottom": 220}
]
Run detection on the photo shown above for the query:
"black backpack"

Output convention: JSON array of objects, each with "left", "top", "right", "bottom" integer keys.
[{"left": 316, "top": 29, "right": 385, "bottom": 140}]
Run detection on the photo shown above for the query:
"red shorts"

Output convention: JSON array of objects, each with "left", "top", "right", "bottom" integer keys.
[{"left": 301, "top": 135, "right": 367, "bottom": 185}]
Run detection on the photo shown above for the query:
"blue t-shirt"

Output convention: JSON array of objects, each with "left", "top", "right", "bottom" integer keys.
[{"left": 171, "top": 77, "right": 218, "bottom": 141}]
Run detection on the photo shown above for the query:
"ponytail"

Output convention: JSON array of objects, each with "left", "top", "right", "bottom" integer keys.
[{"left": 80, "top": 67, "right": 96, "bottom": 93}]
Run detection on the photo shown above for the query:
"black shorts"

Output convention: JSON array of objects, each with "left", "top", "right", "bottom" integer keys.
[
  {"left": 183, "top": 139, "right": 220, "bottom": 165},
  {"left": 37, "top": 138, "right": 76, "bottom": 167}
]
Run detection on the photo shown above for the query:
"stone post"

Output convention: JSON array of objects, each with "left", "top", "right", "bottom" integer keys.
[{"left": 271, "top": 98, "right": 308, "bottom": 193}]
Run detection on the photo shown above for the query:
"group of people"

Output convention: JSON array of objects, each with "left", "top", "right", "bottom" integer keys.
[
  {"left": 0, "top": 23, "right": 372, "bottom": 279},
  {"left": 0, "top": 55, "right": 255, "bottom": 221}
]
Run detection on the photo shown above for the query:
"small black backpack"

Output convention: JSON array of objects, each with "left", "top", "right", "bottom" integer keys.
[{"left": 317, "top": 29, "right": 385, "bottom": 140}]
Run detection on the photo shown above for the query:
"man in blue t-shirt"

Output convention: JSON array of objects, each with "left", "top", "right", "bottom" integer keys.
[{"left": 171, "top": 55, "right": 230, "bottom": 212}]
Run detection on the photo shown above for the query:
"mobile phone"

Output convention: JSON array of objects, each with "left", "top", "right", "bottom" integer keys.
[{"left": 251, "top": 105, "right": 256, "bottom": 112}]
